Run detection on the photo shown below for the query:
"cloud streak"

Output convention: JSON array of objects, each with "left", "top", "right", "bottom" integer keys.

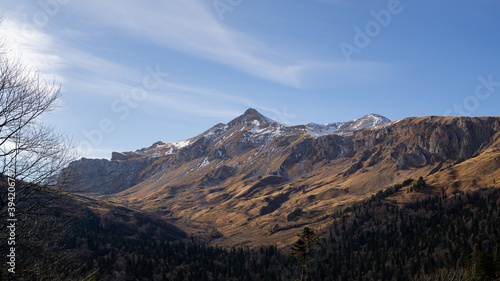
[
  {"left": 1, "top": 18, "right": 65, "bottom": 83},
  {"left": 1, "top": 17, "right": 247, "bottom": 123},
  {"left": 66, "top": 0, "right": 306, "bottom": 87}
]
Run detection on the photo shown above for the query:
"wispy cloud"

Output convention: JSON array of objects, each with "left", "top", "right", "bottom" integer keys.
[
  {"left": 1, "top": 18, "right": 65, "bottom": 83},
  {"left": 66, "top": 0, "right": 307, "bottom": 87},
  {"left": 0, "top": 15, "right": 255, "bottom": 119},
  {"left": 146, "top": 91, "right": 244, "bottom": 119},
  {"left": 1, "top": 16, "right": 143, "bottom": 88}
]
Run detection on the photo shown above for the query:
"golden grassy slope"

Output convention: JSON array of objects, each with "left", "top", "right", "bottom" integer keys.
[{"left": 101, "top": 116, "right": 500, "bottom": 248}]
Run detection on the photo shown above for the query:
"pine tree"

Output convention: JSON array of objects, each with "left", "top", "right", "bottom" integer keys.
[{"left": 291, "top": 227, "right": 319, "bottom": 281}]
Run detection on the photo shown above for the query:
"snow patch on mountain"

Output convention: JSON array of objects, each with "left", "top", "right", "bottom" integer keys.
[
  {"left": 307, "top": 114, "right": 390, "bottom": 136},
  {"left": 306, "top": 122, "right": 342, "bottom": 136},
  {"left": 171, "top": 140, "right": 192, "bottom": 148},
  {"left": 199, "top": 157, "right": 210, "bottom": 169},
  {"left": 119, "top": 109, "right": 390, "bottom": 160},
  {"left": 204, "top": 123, "right": 229, "bottom": 139}
]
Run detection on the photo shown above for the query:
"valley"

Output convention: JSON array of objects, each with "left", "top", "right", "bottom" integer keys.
[{"left": 67, "top": 109, "right": 500, "bottom": 248}]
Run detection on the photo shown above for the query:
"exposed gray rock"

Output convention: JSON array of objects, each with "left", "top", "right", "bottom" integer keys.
[{"left": 65, "top": 157, "right": 153, "bottom": 195}]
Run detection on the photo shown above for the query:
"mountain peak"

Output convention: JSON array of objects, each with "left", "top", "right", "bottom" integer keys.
[
  {"left": 243, "top": 108, "right": 260, "bottom": 116},
  {"left": 358, "top": 113, "right": 391, "bottom": 125},
  {"left": 227, "top": 108, "right": 275, "bottom": 127},
  {"left": 363, "top": 113, "right": 389, "bottom": 120}
]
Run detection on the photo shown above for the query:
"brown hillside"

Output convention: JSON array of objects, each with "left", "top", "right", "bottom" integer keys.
[{"left": 68, "top": 111, "right": 500, "bottom": 248}]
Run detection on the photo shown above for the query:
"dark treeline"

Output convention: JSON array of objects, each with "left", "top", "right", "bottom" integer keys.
[
  {"left": 2, "top": 187, "right": 499, "bottom": 280},
  {"left": 75, "top": 229, "right": 289, "bottom": 281},
  {"left": 304, "top": 188, "right": 500, "bottom": 281}
]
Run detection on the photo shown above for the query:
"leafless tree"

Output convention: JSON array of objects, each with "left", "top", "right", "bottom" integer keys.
[{"left": 0, "top": 18, "right": 80, "bottom": 279}]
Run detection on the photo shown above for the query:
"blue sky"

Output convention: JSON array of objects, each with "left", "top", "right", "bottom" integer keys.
[{"left": 1, "top": 0, "right": 499, "bottom": 159}]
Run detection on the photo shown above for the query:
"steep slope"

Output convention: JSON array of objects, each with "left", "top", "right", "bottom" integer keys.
[
  {"left": 67, "top": 109, "right": 388, "bottom": 196},
  {"left": 69, "top": 110, "right": 500, "bottom": 247},
  {"left": 69, "top": 194, "right": 187, "bottom": 241},
  {"left": 65, "top": 157, "right": 153, "bottom": 195},
  {"left": 426, "top": 125, "right": 500, "bottom": 192}
]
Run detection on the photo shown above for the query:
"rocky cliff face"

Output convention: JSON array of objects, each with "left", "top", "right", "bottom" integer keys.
[
  {"left": 349, "top": 116, "right": 500, "bottom": 171},
  {"left": 66, "top": 109, "right": 500, "bottom": 247},
  {"left": 66, "top": 157, "right": 153, "bottom": 195}
]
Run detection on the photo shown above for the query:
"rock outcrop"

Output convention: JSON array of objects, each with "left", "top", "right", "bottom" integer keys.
[{"left": 65, "top": 157, "right": 153, "bottom": 195}]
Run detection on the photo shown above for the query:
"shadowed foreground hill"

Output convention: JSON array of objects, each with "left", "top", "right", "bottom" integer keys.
[
  {"left": 0, "top": 193, "right": 186, "bottom": 280},
  {"left": 7, "top": 186, "right": 497, "bottom": 280}
]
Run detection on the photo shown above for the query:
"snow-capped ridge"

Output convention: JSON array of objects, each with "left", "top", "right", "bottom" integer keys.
[
  {"left": 306, "top": 113, "right": 390, "bottom": 136},
  {"left": 112, "top": 110, "right": 390, "bottom": 159}
]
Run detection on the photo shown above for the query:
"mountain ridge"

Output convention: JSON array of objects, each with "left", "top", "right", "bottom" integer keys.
[
  {"left": 111, "top": 109, "right": 390, "bottom": 161},
  {"left": 66, "top": 110, "right": 500, "bottom": 247}
]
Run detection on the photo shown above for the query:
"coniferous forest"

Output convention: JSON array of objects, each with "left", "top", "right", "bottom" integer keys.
[{"left": 3, "top": 187, "right": 498, "bottom": 280}]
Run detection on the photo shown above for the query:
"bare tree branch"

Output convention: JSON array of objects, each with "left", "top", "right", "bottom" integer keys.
[{"left": 0, "top": 18, "right": 78, "bottom": 263}]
